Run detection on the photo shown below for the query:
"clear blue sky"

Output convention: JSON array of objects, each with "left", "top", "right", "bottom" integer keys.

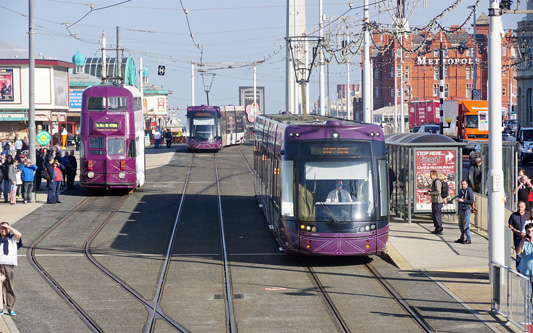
[{"left": 1, "top": 0, "right": 526, "bottom": 117}]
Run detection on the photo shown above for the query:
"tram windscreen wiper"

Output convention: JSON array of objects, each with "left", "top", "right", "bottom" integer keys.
[{"left": 317, "top": 202, "right": 340, "bottom": 223}]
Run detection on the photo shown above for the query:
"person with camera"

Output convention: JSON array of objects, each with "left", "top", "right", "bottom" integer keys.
[
  {"left": 450, "top": 179, "right": 475, "bottom": 244},
  {"left": 424, "top": 170, "right": 444, "bottom": 235},
  {"left": 19, "top": 157, "right": 37, "bottom": 204},
  {"left": 517, "top": 223, "right": 533, "bottom": 276}
]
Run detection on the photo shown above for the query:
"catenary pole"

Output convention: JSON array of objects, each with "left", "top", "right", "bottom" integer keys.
[
  {"left": 28, "top": 0, "right": 36, "bottom": 202},
  {"left": 319, "top": 0, "right": 325, "bottom": 115},
  {"left": 363, "top": 0, "right": 371, "bottom": 123},
  {"left": 488, "top": 0, "right": 505, "bottom": 267}
]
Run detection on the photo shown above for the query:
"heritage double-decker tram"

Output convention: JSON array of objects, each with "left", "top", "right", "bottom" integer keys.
[
  {"left": 254, "top": 114, "right": 389, "bottom": 255},
  {"left": 79, "top": 84, "right": 145, "bottom": 189}
]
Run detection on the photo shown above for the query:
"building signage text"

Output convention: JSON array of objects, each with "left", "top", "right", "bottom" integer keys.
[{"left": 416, "top": 57, "right": 480, "bottom": 66}]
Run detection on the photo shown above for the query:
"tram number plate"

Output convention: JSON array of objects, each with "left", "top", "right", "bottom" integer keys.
[{"left": 95, "top": 122, "right": 119, "bottom": 131}]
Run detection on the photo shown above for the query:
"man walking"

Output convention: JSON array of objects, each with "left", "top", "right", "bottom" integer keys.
[
  {"left": 452, "top": 180, "right": 475, "bottom": 244},
  {"left": 0, "top": 222, "right": 22, "bottom": 315},
  {"left": 425, "top": 170, "right": 444, "bottom": 235}
]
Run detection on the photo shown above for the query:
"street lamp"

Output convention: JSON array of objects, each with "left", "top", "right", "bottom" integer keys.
[
  {"left": 200, "top": 72, "right": 216, "bottom": 106},
  {"left": 467, "top": 4, "right": 477, "bottom": 95}
]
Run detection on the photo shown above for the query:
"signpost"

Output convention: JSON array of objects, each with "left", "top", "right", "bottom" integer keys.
[{"left": 36, "top": 130, "right": 51, "bottom": 146}]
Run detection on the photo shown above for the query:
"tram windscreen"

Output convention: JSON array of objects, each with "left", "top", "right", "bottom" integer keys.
[
  {"left": 299, "top": 160, "right": 375, "bottom": 222},
  {"left": 108, "top": 97, "right": 127, "bottom": 112},
  {"left": 191, "top": 118, "right": 216, "bottom": 140},
  {"left": 87, "top": 97, "right": 106, "bottom": 111},
  {"left": 108, "top": 138, "right": 125, "bottom": 155}
]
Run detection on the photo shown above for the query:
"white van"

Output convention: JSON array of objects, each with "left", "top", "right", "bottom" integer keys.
[{"left": 517, "top": 127, "right": 533, "bottom": 165}]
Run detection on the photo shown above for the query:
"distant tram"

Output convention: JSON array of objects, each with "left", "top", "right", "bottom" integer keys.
[
  {"left": 254, "top": 114, "right": 389, "bottom": 256},
  {"left": 79, "top": 84, "right": 146, "bottom": 189},
  {"left": 186, "top": 105, "right": 246, "bottom": 151}
]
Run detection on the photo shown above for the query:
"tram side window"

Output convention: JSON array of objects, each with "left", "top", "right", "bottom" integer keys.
[
  {"left": 87, "top": 97, "right": 106, "bottom": 111},
  {"left": 281, "top": 160, "right": 294, "bottom": 217},
  {"left": 108, "top": 138, "right": 125, "bottom": 155},
  {"left": 89, "top": 137, "right": 105, "bottom": 155},
  {"left": 128, "top": 139, "right": 136, "bottom": 158},
  {"left": 108, "top": 97, "right": 127, "bottom": 112},
  {"left": 378, "top": 160, "right": 389, "bottom": 217}
]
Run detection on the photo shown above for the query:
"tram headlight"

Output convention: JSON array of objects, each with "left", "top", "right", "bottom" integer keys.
[
  {"left": 370, "top": 224, "right": 376, "bottom": 230},
  {"left": 306, "top": 226, "right": 311, "bottom": 231},
  {"left": 331, "top": 131, "right": 340, "bottom": 139},
  {"left": 365, "top": 226, "right": 370, "bottom": 231},
  {"left": 118, "top": 172, "right": 126, "bottom": 179},
  {"left": 87, "top": 171, "right": 95, "bottom": 179}
]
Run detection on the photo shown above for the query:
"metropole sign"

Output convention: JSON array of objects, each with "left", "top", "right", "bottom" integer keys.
[{"left": 416, "top": 57, "right": 480, "bottom": 66}]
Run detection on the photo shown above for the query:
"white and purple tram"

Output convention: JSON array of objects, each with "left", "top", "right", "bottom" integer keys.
[
  {"left": 254, "top": 114, "right": 389, "bottom": 256},
  {"left": 186, "top": 105, "right": 246, "bottom": 151},
  {"left": 79, "top": 84, "right": 146, "bottom": 189}
]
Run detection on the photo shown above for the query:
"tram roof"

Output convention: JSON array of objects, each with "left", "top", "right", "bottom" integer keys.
[
  {"left": 262, "top": 114, "right": 371, "bottom": 126},
  {"left": 385, "top": 133, "right": 466, "bottom": 147}
]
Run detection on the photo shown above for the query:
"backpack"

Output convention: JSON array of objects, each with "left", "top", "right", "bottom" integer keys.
[
  {"left": 440, "top": 180, "right": 449, "bottom": 198},
  {"left": 40, "top": 168, "right": 51, "bottom": 181}
]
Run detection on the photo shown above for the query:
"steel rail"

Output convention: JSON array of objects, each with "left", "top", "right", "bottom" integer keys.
[
  {"left": 214, "top": 153, "right": 237, "bottom": 333},
  {"left": 364, "top": 263, "right": 432, "bottom": 333},
  {"left": 301, "top": 258, "right": 351, "bottom": 333},
  {"left": 27, "top": 196, "right": 103, "bottom": 332}
]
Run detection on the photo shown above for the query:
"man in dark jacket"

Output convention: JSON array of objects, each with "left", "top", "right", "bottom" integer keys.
[
  {"left": 452, "top": 180, "right": 475, "bottom": 244},
  {"left": 66, "top": 150, "right": 77, "bottom": 190}
]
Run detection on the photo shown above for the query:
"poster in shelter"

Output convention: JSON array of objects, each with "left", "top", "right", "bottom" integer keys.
[
  {"left": 0, "top": 69, "right": 14, "bottom": 102},
  {"left": 415, "top": 149, "right": 457, "bottom": 212}
]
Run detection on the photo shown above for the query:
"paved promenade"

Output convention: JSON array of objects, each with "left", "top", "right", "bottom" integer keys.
[{"left": 0, "top": 147, "right": 522, "bottom": 332}]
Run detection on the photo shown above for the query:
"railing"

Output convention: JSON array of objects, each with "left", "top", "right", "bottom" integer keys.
[
  {"left": 470, "top": 193, "right": 514, "bottom": 233},
  {"left": 491, "top": 261, "right": 532, "bottom": 332}
]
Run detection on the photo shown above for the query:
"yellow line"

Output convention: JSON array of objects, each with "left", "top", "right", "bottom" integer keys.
[{"left": 385, "top": 242, "right": 413, "bottom": 271}]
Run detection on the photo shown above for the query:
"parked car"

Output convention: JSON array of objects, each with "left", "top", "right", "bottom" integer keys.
[
  {"left": 504, "top": 119, "right": 517, "bottom": 134},
  {"left": 411, "top": 126, "right": 421, "bottom": 133},
  {"left": 417, "top": 124, "right": 440, "bottom": 134}
]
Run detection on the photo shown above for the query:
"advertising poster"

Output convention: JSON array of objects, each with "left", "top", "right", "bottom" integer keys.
[
  {"left": 415, "top": 149, "right": 457, "bottom": 212},
  {"left": 0, "top": 69, "right": 14, "bottom": 102},
  {"left": 478, "top": 111, "right": 488, "bottom": 131},
  {"left": 69, "top": 91, "right": 83, "bottom": 108}
]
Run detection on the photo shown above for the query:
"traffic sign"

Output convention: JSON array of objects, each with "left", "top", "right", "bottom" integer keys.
[
  {"left": 36, "top": 131, "right": 51, "bottom": 145},
  {"left": 158, "top": 65, "right": 165, "bottom": 76}
]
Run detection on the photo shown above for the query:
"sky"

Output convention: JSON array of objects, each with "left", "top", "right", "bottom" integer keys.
[{"left": 1, "top": 0, "right": 528, "bottom": 120}]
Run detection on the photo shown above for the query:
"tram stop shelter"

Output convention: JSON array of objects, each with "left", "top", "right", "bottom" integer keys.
[{"left": 386, "top": 133, "right": 466, "bottom": 223}]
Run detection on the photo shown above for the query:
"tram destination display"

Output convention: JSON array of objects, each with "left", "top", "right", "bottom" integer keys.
[
  {"left": 95, "top": 122, "right": 119, "bottom": 131},
  {"left": 303, "top": 142, "right": 371, "bottom": 156}
]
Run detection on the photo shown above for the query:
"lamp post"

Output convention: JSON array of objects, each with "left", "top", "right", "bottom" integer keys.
[{"left": 467, "top": 4, "right": 477, "bottom": 93}]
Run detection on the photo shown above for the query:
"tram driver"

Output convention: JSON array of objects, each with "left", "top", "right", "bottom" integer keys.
[{"left": 325, "top": 180, "right": 353, "bottom": 202}]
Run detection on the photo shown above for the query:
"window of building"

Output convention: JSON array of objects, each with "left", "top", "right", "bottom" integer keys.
[
  {"left": 405, "top": 66, "right": 409, "bottom": 79},
  {"left": 503, "top": 67, "right": 507, "bottom": 76},
  {"left": 433, "top": 84, "right": 439, "bottom": 97},
  {"left": 374, "top": 87, "right": 379, "bottom": 98},
  {"left": 434, "top": 49, "right": 439, "bottom": 57},
  {"left": 374, "top": 69, "right": 379, "bottom": 80},
  {"left": 444, "top": 65, "right": 448, "bottom": 78},
  {"left": 397, "top": 65, "right": 401, "bottom": 78},
  {"left": 503, "top": 86, "right": 507, "bottom": 96},
  {"left": 443, "top": 49, "right": 449, "bottom": 57},
  {"left": 397, "top": 88, "right": 401, "bottom": 97},
  {"left": 466, "top": 48, "right": 471, "bottom": 57},
  {"left": 466, "top": 67, "right": 471, "bottom": 80},
  {"left": 445, "top": 84, "right": 449, "bottom": 98},
  {"left": 502, "top": 47, "right": 506, "bottom": 56},
  {"left": 391, "top": 89, "right": 394, "bottom": 97},
  {"left": 466, "top": 84, "right": 472, "bottom": 98},
  {"left": 390, "top": 66, "right": 394, "bottom": 78},
  {"left": 433, "top": 67, "right": 439, "bottom": 80}
]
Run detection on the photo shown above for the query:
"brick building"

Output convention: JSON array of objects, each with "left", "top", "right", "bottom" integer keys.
[{"left": 354, "top": 13, "right": 517, "bottom": 124}]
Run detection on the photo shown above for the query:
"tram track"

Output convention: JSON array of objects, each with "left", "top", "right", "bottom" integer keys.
[{"left": 27, "top": 154, "right": 197, "bottom": 332}]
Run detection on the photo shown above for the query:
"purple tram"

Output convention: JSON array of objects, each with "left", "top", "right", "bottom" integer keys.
[
  {"left": 254, "top": 114, "right": 389, "bottom": 256},
  {"left": 186, "top": 105, "right": 247, "bottom": 150},
  {"left": 79, "top": 84, "right": 146, "bottom": 189},
  {"left": 186, "top": 106, "right": 222, "bottom": 150}
]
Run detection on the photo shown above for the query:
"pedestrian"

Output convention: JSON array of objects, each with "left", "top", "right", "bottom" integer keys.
[
  {"left": 13, "top": 137, "right": 22, "bottom": 155},
  {"left": 66, "top": 150, "right": 77, "bottom": 190},
  {"left": 468, "top": 157, "right": 483, "bottom": 193},
  {"left": 517, "top": 176, "right": 532, "bottom": 211},
  {"left": 14, "top": 158, "right": 22, "bottom": 200},
  {"left": 153, "top": 130, "right": 161, "bottom": 149},
  {"left": 2, "top": 154, "right": 12, "bottom": 203},
  {"left": 7, "top": 159, "right": 18, "bottom": 205},
  {"left": 61, "top": 151, "right": 69, "bottom": 188},
  {"left": 164, "top": 129, "right": 172, "bottom": 148},
  {"left": 517, "top": 223, "right": 533, "bottom": 277},
  {"left": 451, "top": 180, "right": 475, "bottom": 244},
  {"left": 52, "top": 158, "right": 65, "bottom": 203},
  {"left": 45, "top": 156, "right": 56, "bottom": 204},
  {"left": 19, "top": 157, "right": 37, "bottom": 204},
  {"left": 0, "top": 154, "right": 4, "bottom": 201},
  {"left": 424, "top": 170, "right": 444, "bottom": 235},
  {"left": 509, "top": 201, "right": 530, "bottom": 268},
  {"left": 0, "top": 222, "right": 22, "bottom": 316}
]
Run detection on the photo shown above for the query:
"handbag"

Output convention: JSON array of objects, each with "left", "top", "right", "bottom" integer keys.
[
  {"left": 469, "top": 201, "right": 478, "bottom": 214},
  {"left": 40, "top": 168, "right": 51, "bottom": 181}
]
